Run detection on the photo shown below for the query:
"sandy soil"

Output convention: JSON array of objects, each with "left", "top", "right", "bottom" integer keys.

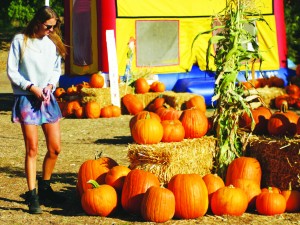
[{"left": 0, "top": 42, "right": 299, "bottom": 224}]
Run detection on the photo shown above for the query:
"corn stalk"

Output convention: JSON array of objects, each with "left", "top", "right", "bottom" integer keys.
[{"left": 193, "top": 0, "right": 269, "bottom": 178}]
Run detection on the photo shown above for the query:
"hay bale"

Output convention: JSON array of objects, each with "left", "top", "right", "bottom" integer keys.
[
  {"left": 254, "top": 86, "right": 285, "bottom": 108},
  {"left": 246, "top": 135, "right": 300, "bottom": 191},
  {"left": 127, "top": 136, "right": 217, "bottom": 185},
  {"left": 163, "top": 92, "right": 197, "bottom": 110}
]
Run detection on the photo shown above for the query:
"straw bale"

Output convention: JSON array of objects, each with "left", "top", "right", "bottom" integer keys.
[
  {"left": 127, "top": 136, "right": 217, "bottom": 185},
  {"left": 163, "top": 92, "right": 197, "bottom": 110},
  {"left": 251, "top": 86, "right": 285, "bottom": 108},
  {"left": 246, "top": 135, "right": 300, "bottom": 191},
  {"left": 135, "top": 92, "right": 162, "bottom": 109}
]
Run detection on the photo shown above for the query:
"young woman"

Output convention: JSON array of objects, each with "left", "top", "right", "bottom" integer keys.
[{"left": 7, "top": 6, "right": 67, "bottom": 214}]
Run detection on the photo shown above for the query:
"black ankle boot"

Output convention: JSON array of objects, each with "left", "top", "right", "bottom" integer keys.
[
  {"left": 38, "top": 178, "right": 66, "bottom": 204},
  {"left": 25, "top": 188, "right": 42, "bottom": 214}
]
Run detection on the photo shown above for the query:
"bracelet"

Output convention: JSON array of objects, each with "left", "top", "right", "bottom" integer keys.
[{"left": 26, "top": 84, "right": 34, "bottom": 92}]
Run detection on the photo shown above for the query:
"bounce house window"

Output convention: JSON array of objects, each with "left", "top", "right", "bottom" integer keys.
[
  {"left": 72, "top": 0, "right": 93, "bottom": 66},
  {"left": 135, "top": 20, "right": 179, "bottom": 67}
]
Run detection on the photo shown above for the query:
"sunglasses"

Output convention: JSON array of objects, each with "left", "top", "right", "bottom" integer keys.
[{"left": 43, "top": 23, "right": 56, "bottom": 30}]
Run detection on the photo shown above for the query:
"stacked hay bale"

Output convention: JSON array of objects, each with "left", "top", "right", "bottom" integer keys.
[
  {"left": 246, "top": 135, "right": 300, "bottom": 191},
  {"left": 127, "top": 136, "right": 217, "bottom": 185}
]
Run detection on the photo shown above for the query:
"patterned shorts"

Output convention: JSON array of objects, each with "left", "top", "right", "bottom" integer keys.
[{"left": 12, "top": 94, "right": 62, "bottom": 125}]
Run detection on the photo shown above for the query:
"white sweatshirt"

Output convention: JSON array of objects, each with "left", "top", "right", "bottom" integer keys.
[{"left": 7, "top": 33, "right": 61, "bottom": 95}]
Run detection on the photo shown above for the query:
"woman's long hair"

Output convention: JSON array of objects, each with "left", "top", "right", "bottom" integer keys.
[{"left": 22, "top": 6, "right": 67, "bottom": 59}]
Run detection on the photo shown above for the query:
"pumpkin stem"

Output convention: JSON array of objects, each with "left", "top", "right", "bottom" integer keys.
[
  {"left": 268, "top": 186, "right": 273, "bottom": 192},
  {"left": 280, "top": 101, "right": 288, "bottom": 113},
  {"left": 95, "top": 151, "right": 103, "bottom": 159},
  {"left": 87, "top": 180, "right": 100, "bottom": 188}
]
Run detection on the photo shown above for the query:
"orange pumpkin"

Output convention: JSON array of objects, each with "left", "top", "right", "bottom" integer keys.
[
  {"left": 161, "top": 119, "right": 185, "bottom": 142},
  {"left": 129, "top": 111, "right": 161, "bottom": 132},
  {"left": 100, "top": 105, "right": 113, "bottom": 118},
  {"left": 135, "top": 77, "right": 150, "bottom": 94},
  {"left": 122, "top": 93, "right": 144, "bottom": 115},
  {"left": 66, "top": 100, "right": 81, "bottom": 117},
  {"left": 111, "top": 105, "right": 121, "bottom": 117},
  {"left": 256, "top": 187, "right": 286, "bottom": 215},
  {"left": 85, "top": 101, "right": 101, "bottom": 119},
  {"left": 185, "top": 95, "right": 206, "bottom": 113},
  {"left": 167, "top": 174, "right": 208, "bottom": 219},
  {"left": 179, "top": 108, "right": 208, "bottom": 139},
  {"left": 81, "top": 180, "right": 118, "bottom": 216},
  {"left": 105, "top": 165, "right": 131, "bottom": 192},
  {"left": 281, "top": 187, "right": 300, "bottom": 213},
  {"left": 141, "top": 186, "right": 175, "bottom": 223},
  {"left": 75, "top": 106, "right": 85, "bottom": 119},
  {"left": 267, "top": 101, "right": 299, "bottom": 136},
  {"left": 285, "top": 84, "right": 300, "bottom": 96},
  {"left": 202, "top": 173, "right": 225, "bottom": 207},
  {"left": 66, "top": 85, "right": 78, "bottom": 95},
  {"left": 76, "top": 157, "right": 118, "bottom": 197},
  {"left": 225, "top": 157, "right": 262, "bottom": 186},
  {"left": 89, "top": 73, "right": 104, "bottom": 88},
  {"left": 150, "top": 81, "right": 166, "bottom": 92},
  {"left": 131, "top": 112, "right": 164, "bottom": 144},
  {"left": 121, "top": 169, "right": 160, "bottom": 215},
  {"left": 54, "top": 87, "right": 66, "bottom": 98},
  {"left": 211, "top": 185, "right": 248, "bottom": 216}
]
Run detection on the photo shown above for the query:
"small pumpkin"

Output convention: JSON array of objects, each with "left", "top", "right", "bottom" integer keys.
[
  {"left": 167, "top": 174, "right": 208, "bottom": 219},
  {"left": 122, "top": 93, "right": 144, "bottom": 115},
  {"left": 179, "top": 108, "right": 208, "bottom": 139},
  {"left": 105, "top": 165, "right": 131, "bottom": 192},
  {"left": 135, "top": 77, "right": 150, "bottom": 94},
  {"left": 75, "top": 106, "right": 85, "bottom": 119},
  {"left": 121, "top": 169, "right": 160, "bottom": 215},
  {"left": 66, "top": 85, "right": 78, "bottom": 95},
  {"left": 131, "top": 112, "right": 164, "bottom": 144},
  {"left": 81, "top": 180, "right": 118, "bottom": 216},
  {"left": 202, "top": 173, "right": 225, "bottom": 206},
  {"left": 185, "top": 95, "right": 206, "bottom": 113},
  {"left": 89, "top": 73, "right": 104, "bottom": 88},
  {"left": 256, "top": 187, "right": 286, "bottom": 215},
  {"left": 66, "top": 100, "right": 81, "bottom": 117},
  {"left": 54, "top": 87, "right": 66, "bottom": 98},
  {"left": 85, "top": 101, "right": 101, "bottom": 119},
  {"left": 161, "top": 119, "right": 185, "bottom": 142},
  {"left": 141, "top": 186, "right": 175, "bottom": 223},
  {"left": 210, "top": 185, "right": 248, "bottom": 216},
  {"left": 150, "top": 81, "right": 166, "bottom": 92}
]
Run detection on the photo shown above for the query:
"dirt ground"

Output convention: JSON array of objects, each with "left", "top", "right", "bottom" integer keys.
[{"left": 0, "top": 41, "right": 299, "bottom": 224}]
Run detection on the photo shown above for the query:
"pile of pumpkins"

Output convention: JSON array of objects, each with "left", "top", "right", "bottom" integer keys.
[
  {"left": 76, "top": 156, "right": 300, "bottom": 222},
  {"left": 124, "top": 94, "right": 209, "bottom": 144}
]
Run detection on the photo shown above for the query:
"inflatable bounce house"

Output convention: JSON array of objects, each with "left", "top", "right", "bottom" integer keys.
[{"left": 61, "top": 0, "right": 290, "bottom": 105}]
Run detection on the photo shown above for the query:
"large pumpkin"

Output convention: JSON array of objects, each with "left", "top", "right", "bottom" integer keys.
[
  {"left": 121, "top": 169, "right": 160, "bottom": 215},
  {"left": 141, "top": 186, "right": 175, "bottom": 223},
  {"left": 179, "top": 108, "right": 208, "bottom": 139},
  {"left": 161, "top": 119, "right": 185, "bottom": 142},
  {"left": 256, "top": 187, "right": 286, "bottom": 215},
  {"left": 267, "top": 101, "right": 299, "bottom": 136},
  {"left": 131, "top": 112, "right": 164, "bottom": 144},
  {"left": 225, "top": 157, "right": 262, "bottom": 186},
  {"left": 81, "top": 180, "right": 118, "bottom": 216},
  {"left": 210, "top": 185, "right": 248, "bottom": 216},
  {"left": 202, "top": 173, "right": 225, "bottom": 206},
  {"left": 167, "top": 174, "right": 208, "bottom": 219},
  {"left": 129, "top": 111, "right": 161, "bottom": 132},
  {"left": 77, "top": 157, "right": 118, "bottom": 197},
  {"left": 122, "top": 93, "right": 144, "bottom": 115}
]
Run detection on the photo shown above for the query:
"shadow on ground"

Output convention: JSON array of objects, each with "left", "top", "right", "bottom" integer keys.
[{"left": 0, "top": 93, "right": 13, "bottom": 111}]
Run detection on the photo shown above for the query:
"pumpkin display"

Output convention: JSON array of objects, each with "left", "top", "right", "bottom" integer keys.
[
  {"left": 76, "top": 81, "right": 90, "bottom": 93},
  {"left": 179, "top": 108, "right": 208, "bottom": 139},
  {"left": 89, "top": 73, "right": 105, "bottom": 88},
  {"left": 141, "top": 186, "right": 175, "bottom": 223},
  {"left": 240, "top": 106, "right": 272, "bottom": 135},
  {"left": 105, "top": 165, "right": 131, "bottom": 192},
  {"left": 81, "top": 180, "right": 118, "bottom": 216},
  {"left": 100, "top": 105, "right": 120, "bottom": 118},
  {"left": 66, "top": 85, "right": 78, "bottom": 95},
  {"left": 135, "top": 77, "right": 150, "bottom": 94},
  {"left": 256, "top": 187, "right": 286, "bottom": 215},
  {"left": 148, "top": 96, "right": 166, "bottom": 112},
  {"left": 76, "top": 157, "right": 118, "bottom": 197},
  {"left": 122, "top": 93, "right": 144, "bottom": 115},
  {"left": 202, "top": 173, "right": 225, "bottom": 205},
  {"left": 285, "top": 84, "right": 300, "bottom": 96},
  {"left": 156, "top": 107, "right": 182, "bottom": 121},
  {"left": 185, "top": 95, "right": 206, "bottom": 113},
  {"left": 121, "top": 169, "right": 160, "bottom": 215},
  {"left": 161, "top": 119, "right": 185, "bottom": 142},
  {"left": 74, "top": 106, "right": 85, "bottom": 119},
  {"left": 131, "top": 112, "right": 164, "bottom": 144},
  {"left": 267, "top": 101, "right": 299, "bottom": 136},
  {"left": 231, "top": 178, "right": 261, "bottom": 210},
  {"left": 225, "top": 157, "right": 262, "bottom": 186},
  {"left": 210, "top": 185, "right": 248, "bottom": 216},
  {"left": 150, "top": 81, "right": 166, "bottom": 92},
  {"left": 167, "top": 174, "right": 208, "bottom": 219},
  {"left": 281, "top": 185, "right": 300, "bottom": 212},
  {"left": 66, "top": 100, "right": 81, "bottom": 117},
  {"left": 85, "top": 101, "right": 101, "bottom": 119}
]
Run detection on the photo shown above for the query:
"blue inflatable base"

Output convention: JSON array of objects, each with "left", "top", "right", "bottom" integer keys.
[{"left": 59, "top": 65, "right": 296, "bottom": 106}]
